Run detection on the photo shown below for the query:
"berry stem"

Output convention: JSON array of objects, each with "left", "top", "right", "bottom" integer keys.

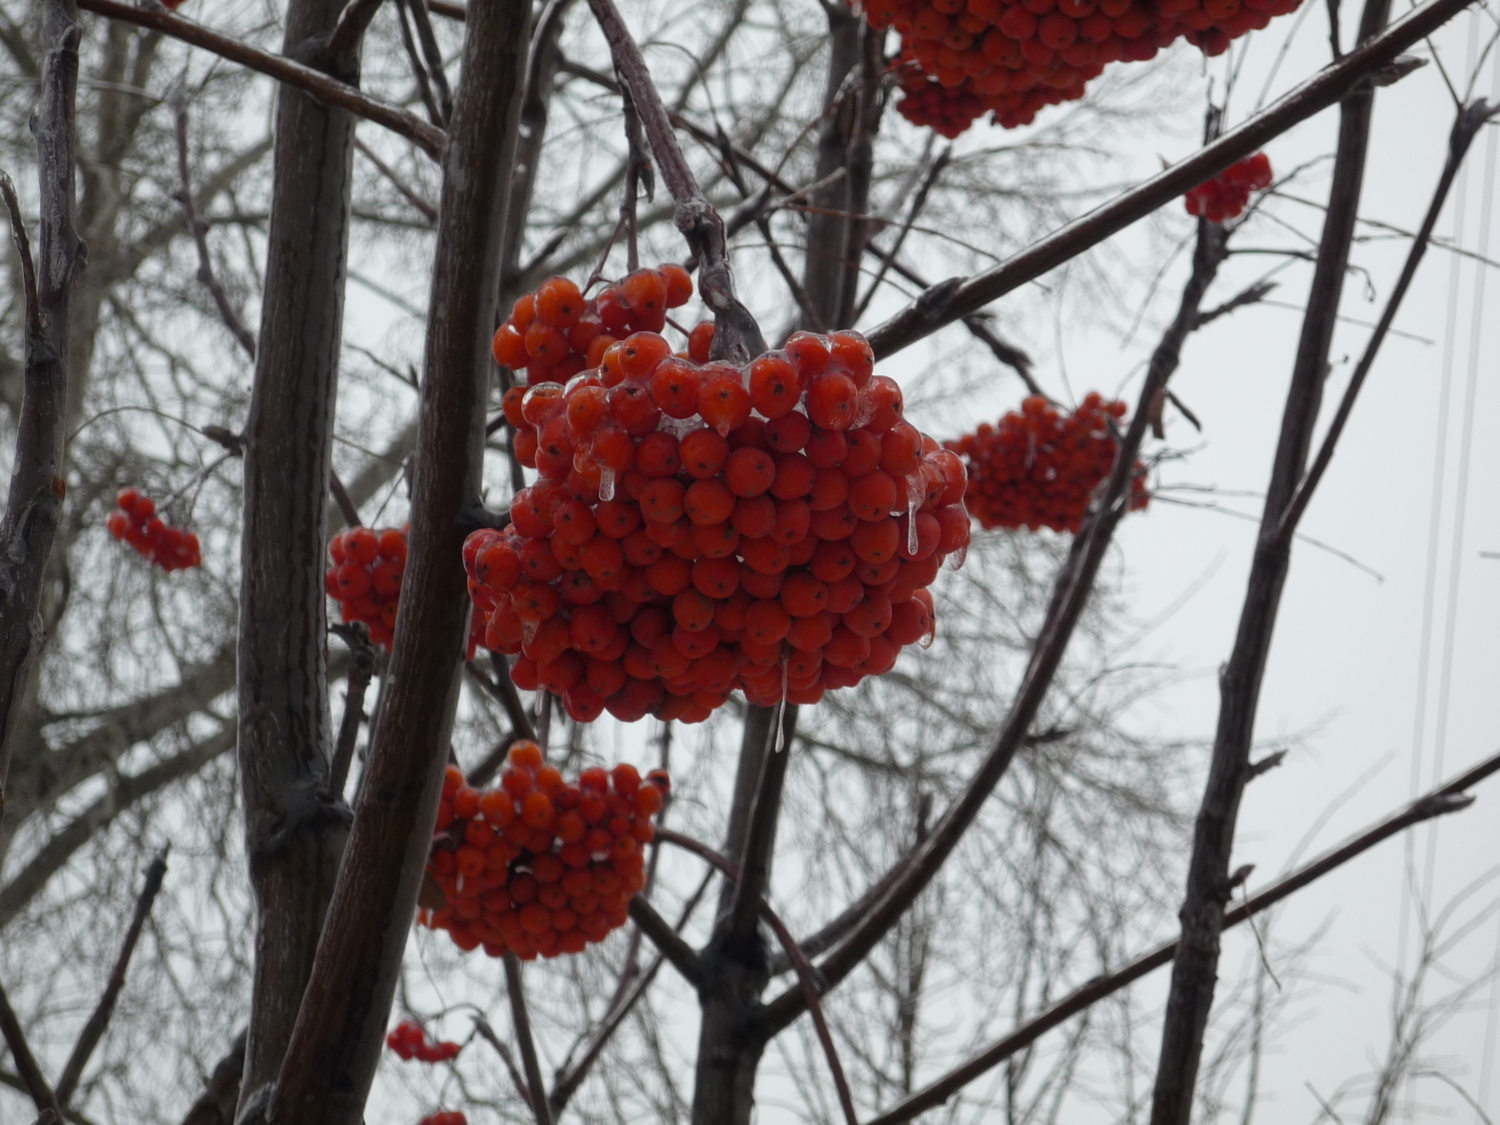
[{"left": 583, "top": 0, "right": 766, "bottom": 363}]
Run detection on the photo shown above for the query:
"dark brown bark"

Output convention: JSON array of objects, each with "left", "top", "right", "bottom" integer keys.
[
  {"left": 866, "top": 746, "right": 1500, "bottom": 1125},
  {"left": 0, "top": 975, "right": 64, "bottom": 1123},
  {"left": 266, "top": 3, "right": 529, "bottom": 1120},
  {"left": 235, "top": 0, "right": 363, "bottom": 1106},
  {"left": 862, "top": 0, "right": 1467, "bottom": 360},
  {"left": 0, "top": 0, "right": 80, "bottom": 822},
  {"left": 54, "top": 848, "right": 169, "bottom": 1106},
  {"left": 1147, "top": 2, "right": 1391, "bottom": 1118}
]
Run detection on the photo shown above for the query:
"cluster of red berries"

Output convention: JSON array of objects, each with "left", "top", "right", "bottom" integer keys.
[
  {"left": 490, "top": 265, "right": 710, "bottom": 396},
  {"left": 948, "top": 393, "right": 1149, "bottom": 533},
  {"left": 416, "top": 1114, "right": 466, "bottom": 1125},
  {"left": 326, "top": 525, "right": 483, "bottom": 654},
  {"left": 865, "top": 0, "right": 1302, "bottom": 135},
  {"left": 107, "top": 489, "right": 202, "bottom": 571},
  {"left": 470, "top": 281, "right": 968, "bottom": 724},
  {"left": 386, "top": 1021, "right": 462, "bottom": 1063},
  {"left": 1184, "top": 152, "right": 1273, "bottom": 222},
  {"left": 421, "top": 743, "right": 667, "bottom": 960}
]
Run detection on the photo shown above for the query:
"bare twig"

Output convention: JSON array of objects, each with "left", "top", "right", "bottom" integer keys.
[
  {"left": 863, "top": 746, "right": 1500, "bottom": 1125},
  {"left": 354, "top": 138, "right": 437, "bottom": 223},
  {"left": 53, "top": 848, "right": 170, "bottom": 1106},
  {"left": 584, "top": 0, "right": 765, "bottom": 362},
  {"left": 394, "top": 0, "right": 442, "bottom": 126},
  {"left": 75, "top": 0, "right": 445, "bottom": 158},
  {"left": 327, "top": 471, "right": 362, "bottom": 529},
  {"left": 328, "top": 624, "right": 376, "bottom": 797},
  {"left": 1192, "top": 279, "right": 1279, "bottom": 329},
  {"left": 852, "top": 146, "right": 950, "bottom": 324},
  {"left": 405, "top": 0, "right": 453, "bottom": 122},
  {"left": 862, "top": 0, "right": 1464, "bottom": 359},
  {"left": 626, "top": 895, "right": 708, "bottom": 990},
  {"left": 0, "top": 976, "right": 64, "bottom": 1123},
  {"left": 1276, "top": 97, "right": 1496, "bottom": 540},
  {"left": 473, "top": 1015, "right": 533, "bottom": 1108},
  {"left": 174, "top": 102, "right": 259, "bottom": 359},
  {"left": 503, "top": 954, "right": 555, "bottom": 1125},
  {"left": 327, "top": 0, "right": 386, "bottom": 64}
]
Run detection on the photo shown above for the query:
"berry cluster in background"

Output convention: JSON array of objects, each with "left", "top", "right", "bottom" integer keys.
[
  {"left": 863, "top": 0, "right": 1303, "bottom": 136},
  {"left": 948, "top": 393, "right": 1149, "bottom": 533},
  {"left": 415, "top": 1114, "right": 466, "bottom": 1125},
  {"left": 1184, "top": 152, "right": 1274, "bottom": 221},
  {"left": 107, "top": 489, "right": 202, "bottom": 572},
  {"left": 385, "top": 1021, "right": 462, "bottom": 1063},
  {"left": 471, "top": 277, "right": 969, "bottom": 724},
  {"left": 421, "top": 743, "right": 668, "bottom": 960},
  {"left": 326, "top": 525, "right": 484, "bottom": 654}
]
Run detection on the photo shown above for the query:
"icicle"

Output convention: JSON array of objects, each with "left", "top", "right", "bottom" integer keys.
[
  {"left": 455, "top": 873, "right": 465, "bottom": 895},
  {"left": 947, "top": 543, "right": 967, "bottom": 570},
  {"left": 773, "top": 653, "right": 790, "bottom": 754},
  {"left": 599, "top": 466, "right": 616, "bottom": 502},
  {"left": 919, "top": 616, "right": 937, "bottom": 650},
  {"left": 905, "top": 474, "right": 925, "bottom": 554}
]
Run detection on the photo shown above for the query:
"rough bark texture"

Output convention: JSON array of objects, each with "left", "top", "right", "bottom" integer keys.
[
  {"left": 266, "top": 4, "right": 529, "bottom": 1120},
  {"left": 235, "top": 0, "right": 360, "bottom": 1108},
  {"left": 1146, "top": 2, "right": 1391, "bottom": 1119},
  {"left": 0, "top": 0, "right": 80, "bottom": 819}
]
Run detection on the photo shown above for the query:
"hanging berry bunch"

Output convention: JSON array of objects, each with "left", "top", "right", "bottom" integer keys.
[
  {"left": 421, "top": 743, "right": 668, "bottom": 961},
  {"left": 416, "top": 1114, "right": 466, "bottom": 1125},
  {"left": 470, "top": 312, "right": 968, "bottom": 724},
  {"left": 327, "top": 526, "right": 484, "bottom": 655},
  {"left": 1184, "top": 152, "right": 1273, "bottom": 222},
  {"left": 385, "top": 1021, "right": 462, "bottom": 1063},
  {"left": 490, "top": 265, "right": 698, "bottom": 394},
  {"left": 862, "top": 0, "right": 1303, "bottom": 136},
  {"left": 948, "top": 393, "right": 1149, "bottom": 533},
  {"left": 107, "top": 489, "right": 202, "bottom": 572}
]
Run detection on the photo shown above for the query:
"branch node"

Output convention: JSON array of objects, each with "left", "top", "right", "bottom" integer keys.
[{"left": 1246, "top": 748, "right": 1287, "bottom": 779}]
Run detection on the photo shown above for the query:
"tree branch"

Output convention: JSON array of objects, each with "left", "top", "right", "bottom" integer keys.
[
  {"left": 178, "top": 1030, "right": 246, "bottom": 1125},
  {"left": 864, "top": 744, "right": 1500, "bottom": 1125},
  {"left": 54, "top": 847, "right": 169, "bottom": 1106},
  {"left": 472, "top": 1016, "right": 533, "bottom": 1109},
  {"left": 583, "top": 0, "right": 765, "bottom": 362},
  {"left": 627, "top": 895, "right": 708, "bottom": 991},
  {"left": 327, "top": 624, "right": 375, "bottom": 797},
  {"left": 1149, "top": 0, "right": 1393, "bottom": 1115},
  {"left": 74, "top": 0, "right": 445, "bottom": 158},
  {"left": 1276, "top": 96, "right": 1496, "bottom": 540},
  {"left": 0, "top": 975, "right": 64, "bottom": 1123},
  {"left": 327, "top": 0, "right": 385, "bottom": 63},
  {"left": 404, "top": 0, "right": 453, "bottom": 123},
  {"left": 0, "top": 0, "right": 80, "bottom": 825},
  {"left": 863, "top": 0, "right": 1465, "bottom": 359},
  {"left": 268, "top": 4, "right": 530, "bottom": 1119},
  {"left": 503, "top": 954, "right": 554, "bottom": 1125},
  {"left": 354, "top": 138, "right": 437, "bottom": 224}
]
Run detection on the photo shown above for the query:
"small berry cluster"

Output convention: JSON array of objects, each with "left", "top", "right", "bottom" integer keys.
[
  {"left": 326, "top": 526, "right": 484, "bottom": 655},
  {"left": 948, "top": 393, "right": 1149, "bottom": 533},
  {"left": 865, "top": 0, "right": 1302, "bottom": 136},
  {"left": 468, "top": 318, "right": 967, "bottom": 725},
  {"left": 416, "top": 1114, "right": 466, "bottom": 1125},
  {"left": 490, "top": 266, "right": 703, "bottom": 395},
  {"left": 1184, "top": 152, "right": 1273, "bottom": 222},
  {"left": 386, "top": 1020, "right": 462, "bottom": 1063},
  {"left": 107, "top": 489, "right": 202, "bottom": 571},
  {"left": 421, "top": 743, "right": 667, "bottom": 961}
]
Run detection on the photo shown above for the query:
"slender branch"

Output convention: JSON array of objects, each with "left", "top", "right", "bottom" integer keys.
[
  {"left": 467, "top": 657, "right": 538, "bottom": 739},
  {"left": 75, "top": 0, "right": 445, "bottom": 158},
  {"left": 53, "top": 847, "right": 170, "bottom": 1106},
  {"left": 626, "top": 895, "right": 708, "bottom": 991},
  {"left": 583, "top": 0, "right": 765, "bottom": 362},
  {"left": 327, "top": 471, "right": 362, "bottom": 529},
  {"left": 328, "top": 625, "right": 375, "bottom": 797},
  {"left": 852, "top": 146, "right": 950, "bottom": 325},
  {"left": 354, "top": 138, "right": 437, "bottom": 223},
  {"left": 405, "top": 0, "right": 453, "bottom": 123},
  {"left": 503, "top": 954, "right": 555, "bottom": 1125},
  {"left": 177, "top": 1030, "right": 246, "bottom": 1125},
  {"left": 473, "top": 1016, "right": 533, "bottom": 1108},
  {"left": 1149, "top": 0, "right": 1392, "bottom": 1114},
  {"left": 0, "top": 976, "right": 64, "bottom": 1123},
  {"left": 1192, "top": 280, "right": 1278, "bottom": 330},
  {"left": 1276, "top": 97, "right": 1496, "bottom": 539},
  {"left": 173, "top": 101, "right": 258, "bottom": 359},
  {"left": 724, "top": 704, "right": 797, "bottom": 947},
  {"left": 394, "top": 0, "right": 442, "bottom": 127},
  {"left": 0, "top": 173, "right": 38, "bottom": 328},
  {"left": 863, "top": 0, "right": 1464, "bottom": 359}
]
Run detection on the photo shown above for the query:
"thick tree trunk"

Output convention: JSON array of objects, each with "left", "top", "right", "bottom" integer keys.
[
  {"left": 265, "top": 4, "right": 529, "bottom": 1121},
  {"left": 234, "top": 0, "right": 360, "bottom": 1109}
]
